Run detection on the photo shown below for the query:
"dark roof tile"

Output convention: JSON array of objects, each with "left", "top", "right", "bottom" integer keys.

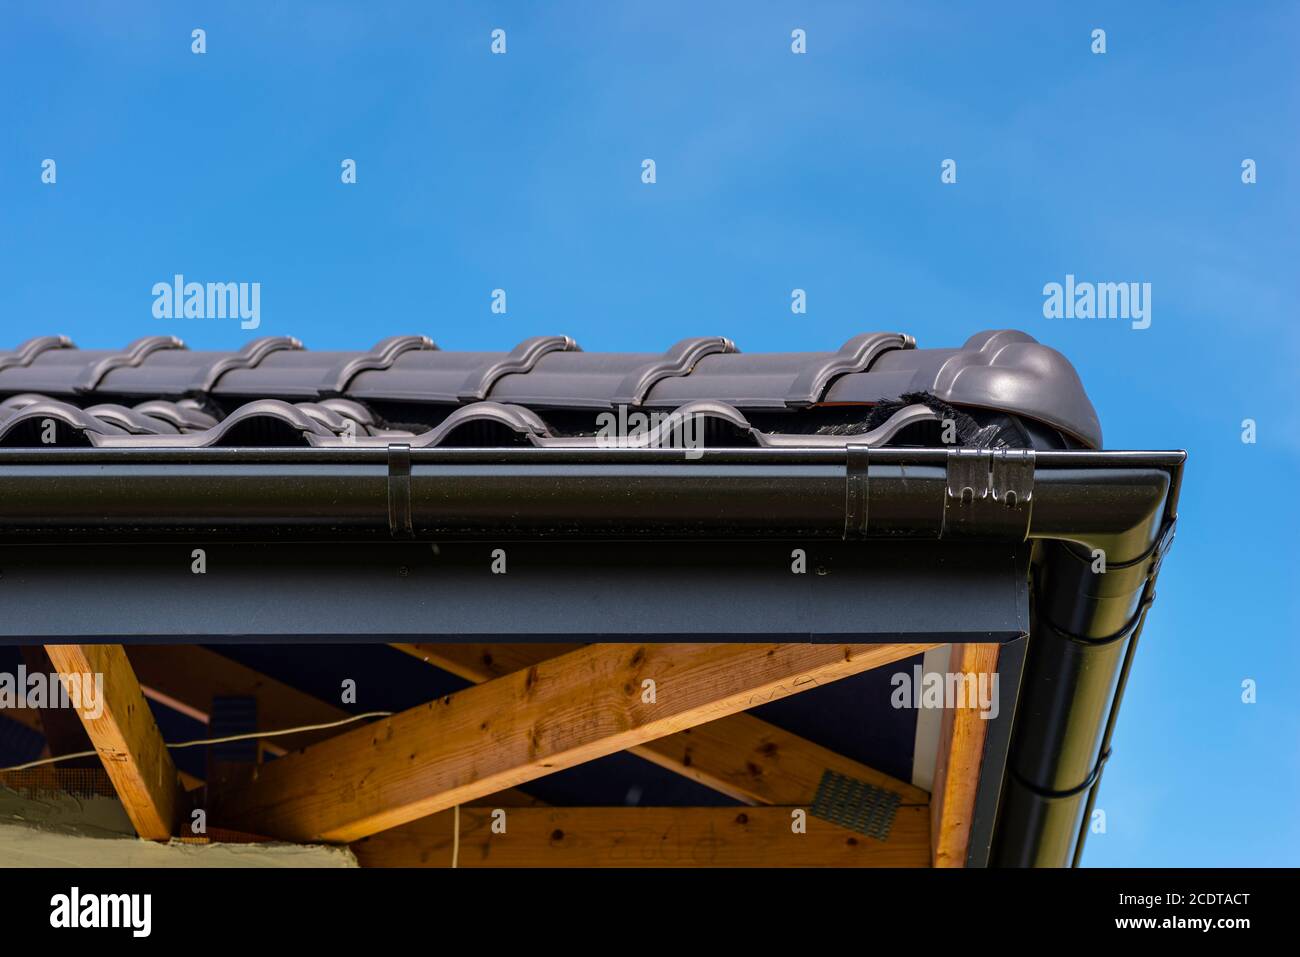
[{"left": 0, "top": 330, "right": 1103, "bottom": 447}]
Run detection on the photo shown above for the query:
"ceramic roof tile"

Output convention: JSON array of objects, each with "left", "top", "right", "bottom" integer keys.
[{"left": 0, "top": 330, "right": 1102, "bottom": 447}]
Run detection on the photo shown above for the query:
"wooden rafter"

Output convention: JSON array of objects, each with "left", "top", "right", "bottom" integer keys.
[
  {"left": 212, "top": 642, "right": 935, "bottom": 842},
  {"left": 352, "top": 805, "right": 931, "bottom": 867},
  {"left": 43, "top": 644, "right": 182, "bottom": 840},
  {"left": 929, "top": 642, "right": 1001, "bottom": 867},
  {"left": 395, "top": 642, "right": 928, "bottom": 806},
  {"left": 123, "top": 643, "right": 925, "bottom": 811}
]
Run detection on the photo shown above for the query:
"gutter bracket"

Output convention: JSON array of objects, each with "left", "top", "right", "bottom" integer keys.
[
  {"left": 843, "top": 444, "right": 870, "bottom": 539},
  {"left": 941, "top": 448, "right": 1034, "bottom": 541},
  {"left": 1012, "top": 748, "right": 1110, "bottom": 801},
  {"left": 387, "top": 443, "right": 413, "bottom": 538},
  {"left": 1148, "top": 516, "right": 1177, "bottom": 580}
]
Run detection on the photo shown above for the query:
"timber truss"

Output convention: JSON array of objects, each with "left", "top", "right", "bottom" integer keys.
[{"left": 6, "top": 640, "right": 1011, "bottom": 868}]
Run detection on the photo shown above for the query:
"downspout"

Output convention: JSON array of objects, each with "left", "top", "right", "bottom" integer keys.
[{"left": 989, "top": 460, "right": 1182, "bottom": 866}]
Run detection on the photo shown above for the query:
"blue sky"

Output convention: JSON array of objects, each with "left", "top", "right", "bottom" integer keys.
[{"left": 2, "top": 1, "right": 1297, "bottom": 865}]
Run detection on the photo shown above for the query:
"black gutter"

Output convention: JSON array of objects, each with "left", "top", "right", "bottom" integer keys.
[
  {"left": 0, "top": 446, "right": 1180, "bottom": 537},
  {"left": 0, "top": 445, "right": 1184, "bottom": 867}
]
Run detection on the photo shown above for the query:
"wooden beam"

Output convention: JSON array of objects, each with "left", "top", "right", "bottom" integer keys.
[
  {"left": 213, "top": 642, "right": 935, "bottom": 842},
  {"left": 394, "top": 643, "right": 927, "bottom": 806},
  {"left": 929, "top": 642, "right": 1000, "bottom": 868},
  {"left": 352, "top": 805, "right": 930, "bottom": 867},
  {"left": 134, "top": 643, "right": 922, "bottom": 809},
  {"left": 44, "top": 644, "right": 182, "bottom": 840}
]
